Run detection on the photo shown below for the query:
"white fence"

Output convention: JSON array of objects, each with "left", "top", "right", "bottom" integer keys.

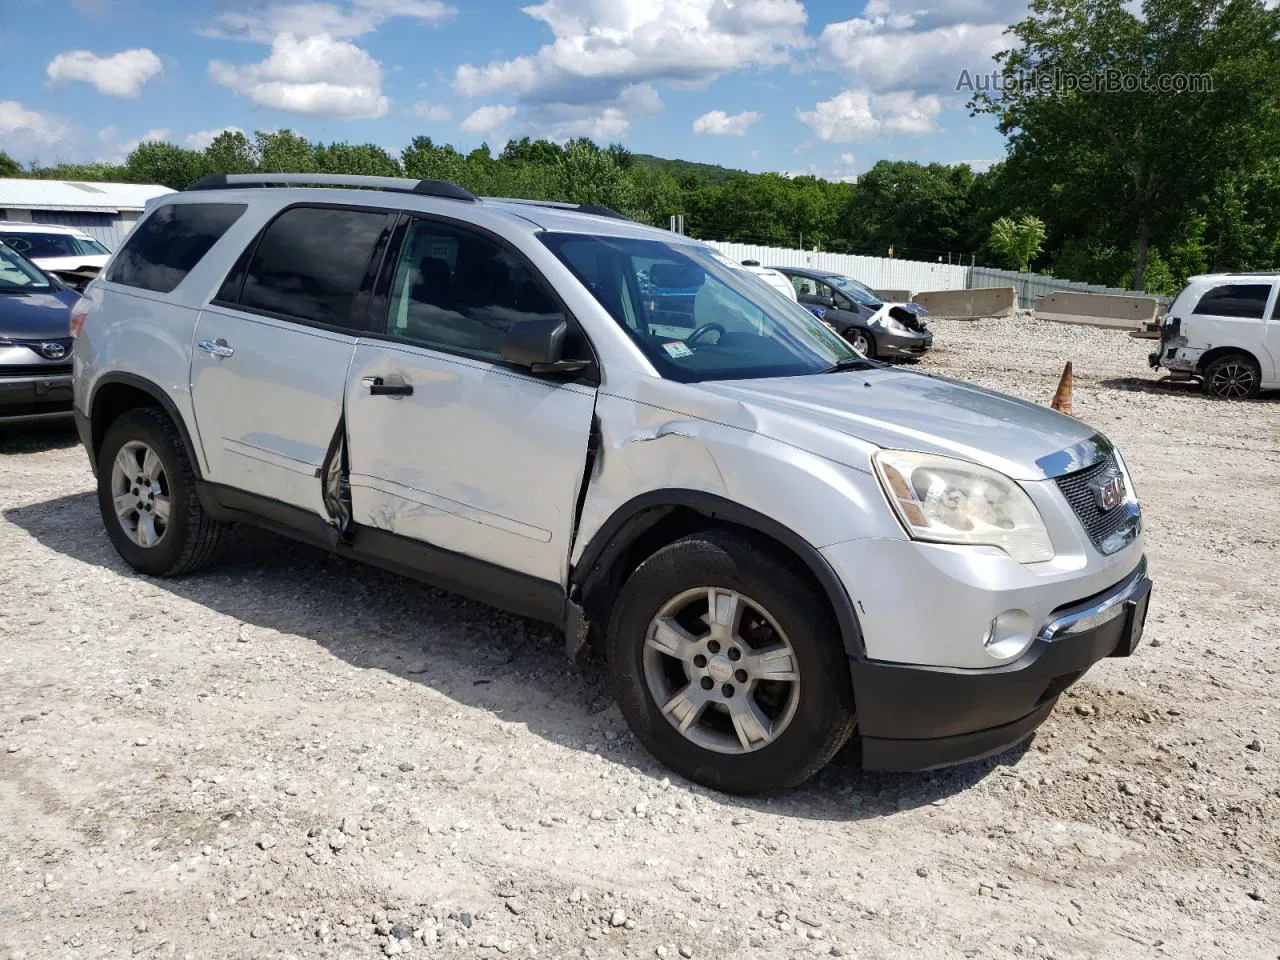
[
  {"left": 705, "top": 240, "right": 1167, "bottom": 307},
  {"left": 705, "top": 242, "right": 969, "bottom": 295}
]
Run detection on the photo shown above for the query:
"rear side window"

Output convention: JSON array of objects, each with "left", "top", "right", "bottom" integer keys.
[
  {"left": 1193, "top": 284, "right": 1273, "bottom": 319},
  {"left": 106, "top": 203, "right": 246, "bottom": 293},
  {"left": 236, "top": 206, "right": 392, "bottom": 329}
]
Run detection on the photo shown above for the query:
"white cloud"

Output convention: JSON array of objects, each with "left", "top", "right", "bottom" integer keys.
[
  {"left": 875, "top": 91, "right": 942, "bottom": 134},
  {"left": 98, "top": 126, "right": 171, "bottom": 164},
  {"left": 524, "top": 82, "right": 661, "bottom": 140},
  {"left": 818, "top": 15, "right": 1007, "bottom": 95},
  {"left": 204, "top": 0, "right": 456, "bottom": 41},
  {"left": 453, "top": 0, "right": 808, "bottom": 132},
  {"left": 210, "top": 33, "right": 389, "bottom": 118},
  {"left": 797, "top": 89, "right": 941, "bottom": 142},
  {"left": 185, "top": 126, "right": 247, "bottom": 150},
  {"left": 0, "top": 102, "right": 74, "bottom": 157},
  {"left": 46, "top": 48, "right": 164, "bottom": 98},
  {"left": 409, "top": 101, "right": 453, "bottom": 122},
  {"left": 797, "top": 90, "right": 879, "bottom": 143},
  {"left": 460, "top": 104, "right": 517, "bottom": 138},
  {"left": 692, "top": 109, "right": 761, "bottom": 136}
]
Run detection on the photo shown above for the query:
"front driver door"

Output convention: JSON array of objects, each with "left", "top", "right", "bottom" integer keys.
[{"left": 343, "top": 216, "right": 597, "bottom": 587}]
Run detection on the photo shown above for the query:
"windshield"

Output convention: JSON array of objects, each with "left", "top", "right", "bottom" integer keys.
[
  {"left": 0, "top": 231, "right": 109, "bottom": 259},
  {"left": 0, "top": 243, "right": 54, "bottom": 292},
  {"left": 540, "top": 233, "right": 857, "bottom": 382},
  {"left": 827, "top": 275, "right": 884, "bottom": 307}
]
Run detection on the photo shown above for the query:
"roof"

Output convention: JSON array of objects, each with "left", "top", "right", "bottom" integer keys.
[
  {"left": 0, "top": 222, "right": 93, "bottom": 237},
  {"left": 0, "top": 178, "right": 174, "bottom": 214},
  {"left": 771, "top": 265, "right": 841, "bottom": 279}
]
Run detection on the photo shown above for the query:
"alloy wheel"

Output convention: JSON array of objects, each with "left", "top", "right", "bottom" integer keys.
[
  {"left": 109, "top": 441, "right": 171, "bottom": 548},
  {"left": 642, "top": 587, "right": 801, "bottom": 755},
  {"left": 1208, "top": 362, "right": 1257, "bottom": 399}
]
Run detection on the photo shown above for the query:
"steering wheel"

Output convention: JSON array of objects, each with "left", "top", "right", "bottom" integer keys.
[{"left": 685, "top": 322, "right": 726, "bottom": 347}]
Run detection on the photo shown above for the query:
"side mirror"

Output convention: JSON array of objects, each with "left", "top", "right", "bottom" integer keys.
[
  {"left": 501, "top": 317, "right": 591, "bottom": 376},
  {"left": 821, "top": 296, "right": 837, "bottom": 308}
]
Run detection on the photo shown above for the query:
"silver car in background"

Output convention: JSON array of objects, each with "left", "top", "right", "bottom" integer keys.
[{"left": 72, "top": 174, "right": 1151, "bottom": 794}]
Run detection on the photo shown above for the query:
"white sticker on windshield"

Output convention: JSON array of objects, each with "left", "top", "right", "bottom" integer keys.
[{"left": 662, "top": 340, "right": 694, "bottom": 359}]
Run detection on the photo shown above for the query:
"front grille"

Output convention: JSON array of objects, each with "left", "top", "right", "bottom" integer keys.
[
  {"left": 0, "top": 364, "right": 72, "bottom": 378},
  {"left": 1054, "top": 453, "right": 1132, "bottom": 552}
]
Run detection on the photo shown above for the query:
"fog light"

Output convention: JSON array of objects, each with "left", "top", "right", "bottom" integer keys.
[{"left": 983, "top": 610, "right": 1034, "bottom": 661}]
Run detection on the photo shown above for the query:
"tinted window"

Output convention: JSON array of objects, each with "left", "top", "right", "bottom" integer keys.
[
  {"left": 106, "top": 203, "right": 246, "bottom": 293},
  {"left": 238, "top": 207, "right": 390, "bottom": 328},
  {"left": 1193, "top": 284, "right": 1273, "bottom": 319},
  {"left": 383, "top": 218, "right": 566, "bottom": 361}
]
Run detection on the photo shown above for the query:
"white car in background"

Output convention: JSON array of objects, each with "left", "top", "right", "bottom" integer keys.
[
  {"left": 740, "top": 260, "right": 798, "bottom": 301},
  {"left": 0, "top": 223, "right": 112, "bottom": 273},
  {"left": 1151, "top": 272, "right": 1279, "bottom": 399}
]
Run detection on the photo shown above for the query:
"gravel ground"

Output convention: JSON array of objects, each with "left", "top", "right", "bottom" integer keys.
[{"left": 1, "top": 313, "right": 1277, "bottom": 960}]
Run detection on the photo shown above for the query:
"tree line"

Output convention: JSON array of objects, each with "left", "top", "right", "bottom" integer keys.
[{"left": 2, "top": 0, "right": 1276, "bottom": 296}]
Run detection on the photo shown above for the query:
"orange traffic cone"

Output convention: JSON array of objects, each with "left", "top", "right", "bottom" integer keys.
[{"left": 1051, "top": 361, "right": 1073, "bottom": 416}]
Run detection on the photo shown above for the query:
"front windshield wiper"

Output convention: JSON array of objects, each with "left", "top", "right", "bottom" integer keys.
[{"left": 822, "top": 356, "right": 878, "bottom": 374}]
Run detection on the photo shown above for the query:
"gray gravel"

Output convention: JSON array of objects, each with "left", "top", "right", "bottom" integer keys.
[{"left": 1, "top": 313, "right": 1277, "bottom": 958}]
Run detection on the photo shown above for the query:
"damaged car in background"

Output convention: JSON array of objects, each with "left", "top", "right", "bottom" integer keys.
[{"left": 773, "top": 265, "right": 932, "bottom": 360}]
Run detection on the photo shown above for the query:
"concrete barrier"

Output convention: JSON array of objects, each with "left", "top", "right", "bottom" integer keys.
[
  {"left": 912, "top": 286, "right": 1017, "bottom": 319},
  {"left": 1034, "top": 291, "right": 1159, "bottom": 330},
  {"left": 876, "top": 289, "right": 912, "bottom": 303}
]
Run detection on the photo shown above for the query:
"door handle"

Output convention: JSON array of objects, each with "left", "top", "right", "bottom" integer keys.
[
  {"left": 361, "top": 375, "right": 414, "bottom": 397},
  {"left": 197, "top": 338, "right": 235, "bottom": 359}
]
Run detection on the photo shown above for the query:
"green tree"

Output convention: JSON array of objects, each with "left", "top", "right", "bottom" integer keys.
[
  {"left": 989, "top": 215, "right": 1048, "bottom": 272},
  {"left": 0, "top": 151, "right": 20, "bottom": 176},
  {"left": 314, "top": 142, "right": 402, "bottom": 177},
  {"left": 974, "top": 0, "right": 1280, "bottom": 289},
  {"left": 124, "top": 141, "right": 208, "bottom": 189},
  {"left": 553, "top": 139, "right": 633, "bottom": 210},
  {"left": 845, "top": 160, "right": 974, "bottom": 258},
  {"left": 202, "top": 130, "right": 257, "bottom": 175},
  {"left": 255, "top": 130, "right": 317, "bottom": 173},
  {"left": 401, "top": 136, "right": 468, "bottom": 184}
]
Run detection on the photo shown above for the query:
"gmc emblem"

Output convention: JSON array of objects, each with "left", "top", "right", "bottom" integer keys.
[{"left": 1091, "top": 473, "right": 1126, "bottom": 512}]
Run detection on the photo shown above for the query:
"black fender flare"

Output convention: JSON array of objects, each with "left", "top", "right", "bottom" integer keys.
[
  {"left": 86, "top": 372, "right": 206, "bottom": 481},
  {"left": 570, "top": 489, "right": 866, "bottom": 658}
]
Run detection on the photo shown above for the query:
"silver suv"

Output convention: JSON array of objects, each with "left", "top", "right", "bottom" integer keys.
[{"left": 72, "top": 174, "right": 1152, "bottom": 794}]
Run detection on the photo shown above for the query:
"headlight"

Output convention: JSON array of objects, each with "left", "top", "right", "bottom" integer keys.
[{"left": 872, "top": 450, "right": 1055, "bottom": 563}]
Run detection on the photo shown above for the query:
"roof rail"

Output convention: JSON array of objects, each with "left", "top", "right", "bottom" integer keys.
[
  {"left": 184, "top": 173, "right": 477, "bottom": 202},
  {"left": 484, "top": 196, "right": 632, "bottom": 222}
]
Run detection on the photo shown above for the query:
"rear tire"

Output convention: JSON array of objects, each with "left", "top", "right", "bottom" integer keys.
[
  {"left": 96, "top": 407, "right": 227, "bottom": 577},
  {"left": 607, "top": 528, "right": 856, "bottom": 794},
  {"left": 1201, "top": 353, "right": 1261, "bottom": 400}
]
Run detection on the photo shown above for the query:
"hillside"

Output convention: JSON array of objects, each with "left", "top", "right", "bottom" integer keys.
[{"left": 631, "top": 153, "right": 747, "bottom": 185}]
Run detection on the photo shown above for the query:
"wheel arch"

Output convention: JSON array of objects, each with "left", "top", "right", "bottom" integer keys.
[
  {"left": 87, "top": 374, "right": 204, "bottom": 480},
  {"left": 1197, "top": 345, "right": 1260, "bottom": 374},
  {"left": 571, "top": 490, "right": 866, "bottom": 659}
]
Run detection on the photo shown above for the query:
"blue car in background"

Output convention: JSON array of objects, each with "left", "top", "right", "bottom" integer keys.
[{"left": 0, "top": 241, "right": 80, "bottom": 426}]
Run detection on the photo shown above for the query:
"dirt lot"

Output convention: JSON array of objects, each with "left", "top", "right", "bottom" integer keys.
[{"left": 1, "top": 314, "right": 1277, "bottom": 960}]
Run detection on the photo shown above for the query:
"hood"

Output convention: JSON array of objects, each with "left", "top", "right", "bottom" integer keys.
[
  {"left": 0, "top": 288, "right": 79, "bottom": 340},
  {"left": 29, "top": 254, "right": 110, "bottom": 271},
  {"left": 699, "top": 367, "right": 1098, "bottom": 481}
]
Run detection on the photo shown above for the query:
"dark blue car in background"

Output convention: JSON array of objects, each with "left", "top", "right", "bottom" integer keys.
[{"left": 0, "top": 241, "right": 80, "bottom": 426}]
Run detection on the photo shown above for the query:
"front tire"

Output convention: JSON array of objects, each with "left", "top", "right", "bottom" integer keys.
[
  {"left": 1202, "top": 353, "right": 1261, "bottom": 400},
  {"left": 607, "top": 529, "right": 856, "bottom": 794},
  {"left": 96, "top": 407, "right": 227, "bottom": 577},
  {"left": 846, "top": 327, "right": 877, "bottom": 359}
]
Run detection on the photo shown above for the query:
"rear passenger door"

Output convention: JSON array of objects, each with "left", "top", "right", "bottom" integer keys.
[
  {"left": 190, "top": 205, "right": 395, "bottom": 517},
  {"left": 343, "top": 216, "right": 598, "bottom": 586}
]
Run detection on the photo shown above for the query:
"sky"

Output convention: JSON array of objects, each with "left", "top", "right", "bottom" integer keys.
[{"left": 0, "top": 0, "right": 1032, "bottom": 180}]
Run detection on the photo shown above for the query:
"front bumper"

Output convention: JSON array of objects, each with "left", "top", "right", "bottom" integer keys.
[
  {"left": 0, "top": 372, "right": 74, "bottom": 424},
  {"left": 851, "top": 558, "right": 1152, "bottom": 772},
  {"left": 878, "top": 329, "right": 933, "bottom": 358}
]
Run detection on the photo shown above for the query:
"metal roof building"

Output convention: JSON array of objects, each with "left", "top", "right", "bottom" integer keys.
[{"left": 0, "top": 178, "right": 174, "bottom": 251}]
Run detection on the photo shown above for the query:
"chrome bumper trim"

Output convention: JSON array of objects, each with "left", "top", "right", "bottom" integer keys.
[{"left": 1038, "top": 557, "right": 1149, "bottom": 642}]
